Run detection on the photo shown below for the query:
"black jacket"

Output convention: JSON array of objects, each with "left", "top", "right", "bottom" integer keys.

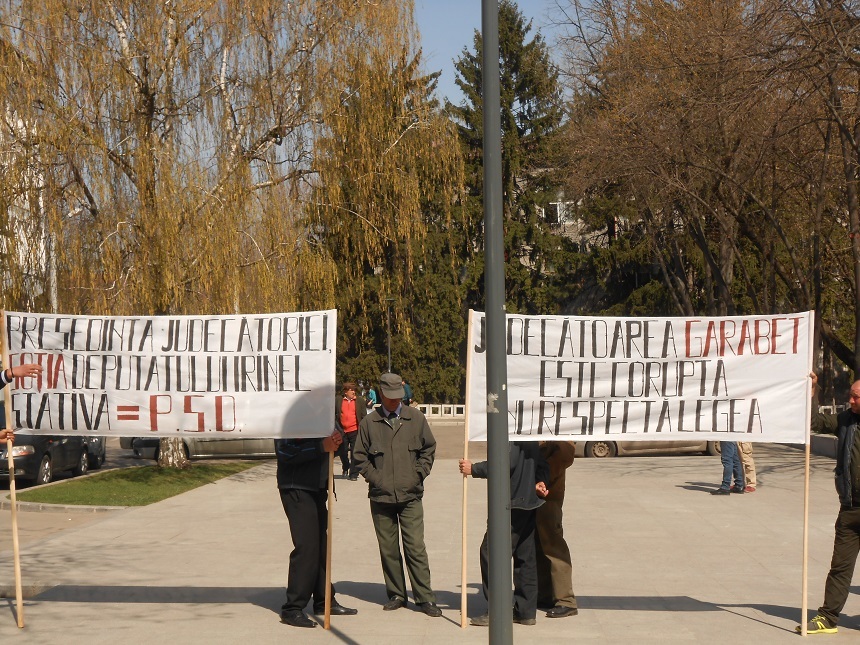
[
  {"left": 812, "top": 409, "right": 859, "bottom": 508},
  {"left": 471, "top": 442, "right": 549, "bottom": 511},
  {"left": 275, "top": 438, "right": 330, "bottom": 492}
]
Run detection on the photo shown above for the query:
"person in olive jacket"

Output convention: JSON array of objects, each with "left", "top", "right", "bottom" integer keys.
[
  {"left": 276, "top": 429, "right": 357, "bottom": 628},
  {"left": 352, "top": 372, "right": 442, "bottom": 617}
]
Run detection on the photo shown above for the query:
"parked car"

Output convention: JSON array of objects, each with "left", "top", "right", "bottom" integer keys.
[
  {"left": 0, "top": 434, "right": 95, "bottom": 485},
  {"left": 574, "top": 439, "right": 721, "bottom": 458},
  {"left": 86, "top": 436, "right": 107, "bottom": 469},
  {"left": 129, "top": 436, "right": 276, "bottom": 460}
]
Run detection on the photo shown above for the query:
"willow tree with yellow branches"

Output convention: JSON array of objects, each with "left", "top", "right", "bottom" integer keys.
[
  {"left": 309, "top": 7, "right": 465, "bottom": 400},
  {"left": 0, "top": 0, "right": 465, "bottom": 462}
]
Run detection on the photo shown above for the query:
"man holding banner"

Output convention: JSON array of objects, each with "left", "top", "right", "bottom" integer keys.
[
  {"left": 1, "top": 363, "right": 43, "bottom": 387},
  {"left": 276, "top": 430, "right": 358, "bottom": 628},
  {"left": 798, "top": 373, "right": 860, "bottom": 635},
  {"left": 1, "top": 361, "right": 44, "bottom": 441},
  {"left": 460, "top": 442, "right": 550, "bottom": 626}
]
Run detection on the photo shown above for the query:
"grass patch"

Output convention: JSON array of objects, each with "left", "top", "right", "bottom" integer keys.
[{"left": 13, "top": 462, "right": 259, "bottom": 506}]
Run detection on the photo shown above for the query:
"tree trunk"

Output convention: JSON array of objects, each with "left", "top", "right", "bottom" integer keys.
[{"left": 158, "top": 437, "right": 189, "bottom": 469}]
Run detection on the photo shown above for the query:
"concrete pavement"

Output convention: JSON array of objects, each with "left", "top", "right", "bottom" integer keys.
[{"left": 1, "top": 438, "right": 858, "bottom": 644}]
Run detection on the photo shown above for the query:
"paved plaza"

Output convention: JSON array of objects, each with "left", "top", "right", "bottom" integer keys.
[{"left": 1, "top": 432, "right": 858, "bottom": 643}]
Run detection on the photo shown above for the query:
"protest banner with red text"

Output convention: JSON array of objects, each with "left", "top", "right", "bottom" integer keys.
[
  {"left": 2, "top": 310, "right": 336, "bottom": 438},
  {"left": 467, "top": 311, "right": 813, "bottom": 443}
]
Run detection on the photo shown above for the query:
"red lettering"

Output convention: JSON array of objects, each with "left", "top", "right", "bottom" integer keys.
[
  {"left": 719, "top": 321, "right": 737, "bottom": 356},
  {"left": 149, "top": 394, "right": 172, "bottom": 432},
  {"left": 738, "top": 321, "right": 752, "bottom": 355},
  {"left": 184, "top": 395, "right": 205, "bottom": 432}
]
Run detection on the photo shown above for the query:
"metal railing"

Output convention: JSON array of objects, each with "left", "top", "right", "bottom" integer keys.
[
  {"left": 416, "top": 404, "right": 465, "bottom": 418},
  {"left": 819, "top": 405, "right": 848, "bottom": 414}
]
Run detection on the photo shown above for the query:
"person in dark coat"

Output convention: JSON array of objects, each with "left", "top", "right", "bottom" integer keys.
[
  {"left": 276, "top": 429, "right": 357, "bottom": 628},
  {"left": 536, "top": 441, "right": 578, "bottom": 618},
  {"left": 797, "top": 373, "right": 860, "bottom": 635},
  {"left": 460, "top": 441, "right": 550, "bottom": 626}
]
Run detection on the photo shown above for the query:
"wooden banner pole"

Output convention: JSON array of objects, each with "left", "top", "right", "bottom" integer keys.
[
  {"left": 324, "top": 449, "right": 334, "bottom": 630},
  {"left": 801, "top": 432, "right": 810, "bottom": 637},
  {"left": 1, "top": 311, "right": 25, "bottom": 628},
  {"left": 801, "top": 313, "right": 816, "bottom": 637}
]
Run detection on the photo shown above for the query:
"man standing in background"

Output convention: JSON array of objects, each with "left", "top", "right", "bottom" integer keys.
[
  {"left": 536, "top": 440, "right": 579, "bottom": 619},
  {"left": 402, "top": 379, "right": 414, "bottom": 406},
  {"left": 335, "top": 381, "right": 366, "bottom": 480},
  {"left": 738, "top": 442, "right": 757, "bottom": 492},
  {"left": 710, "top": 441, "right": 745, "bottom": 495}
]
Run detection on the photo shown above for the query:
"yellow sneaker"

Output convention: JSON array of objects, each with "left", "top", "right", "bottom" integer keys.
[{"left": 796, "top": 615, "right": 837, "bottom": 634}]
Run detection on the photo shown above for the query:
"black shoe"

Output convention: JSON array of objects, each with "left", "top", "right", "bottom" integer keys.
[
  {"left": 730, "top": 485, "right": 745, "bottom": 494},
  {"left": 513, "top": 612, "right": 536, "bottom": 625},
  {"left": 710, "top": 488, "right": 730, "bottom": 495},
  {"left": 546, "top": 605, "right": 578, "bottom": 618},
  {"left": 417, "top": 602, "right": 442, "bottom": 617},
  {"left": 347, "top": 474, "right": 358, "bottom": 481},
  {"left": 383, "top": 597, "right": 406, "bottom": 611},
  {"left": 470, "top": 613, "right": 489, "bottom": 626},
  {"left": 280, "top": 610, "right": 316, "bottom": 628},
  {"left": 313, "top": 602, "right": 358, "bottom": 616},
  {"left": 342, "top": 469, "right": 349, "bottom": 477}
]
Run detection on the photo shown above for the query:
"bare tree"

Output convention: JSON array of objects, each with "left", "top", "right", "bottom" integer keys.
[{"left": 556, "top": 4, "right": 821, "bottom": 309}]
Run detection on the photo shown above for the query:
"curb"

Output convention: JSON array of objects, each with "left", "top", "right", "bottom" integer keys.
[
  {"left": 0, "top": 498, "right": 126, "bottom": 512},
  {"left": 0, "top": 462, "right": 263, "bottom": 513},
  {"left": 2, "top": 468, "right": 129, "bottom": 513}
]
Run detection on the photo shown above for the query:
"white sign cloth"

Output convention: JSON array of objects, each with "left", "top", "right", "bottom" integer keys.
[
  {"left": 2, "top": 310, "right": 336, "bottom": 438},
  {"left": 467, "top": 310, "right": 814, "bottom": 443}
]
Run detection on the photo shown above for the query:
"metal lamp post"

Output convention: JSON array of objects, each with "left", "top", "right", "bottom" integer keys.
[
  {"left": 481, "top": 1, "right": 513, "bottom": 643},
  {"left": 386, "top": 297, "right": 395, "bottom": 372}
]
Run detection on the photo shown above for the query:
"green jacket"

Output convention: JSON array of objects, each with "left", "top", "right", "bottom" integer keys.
[{"left": 354, "top": 404, "right": 436, "bottom": 503}]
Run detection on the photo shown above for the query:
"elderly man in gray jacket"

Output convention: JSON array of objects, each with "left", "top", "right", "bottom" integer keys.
[{"left": 353, "top": 372, "right": 442, "bottom": 617}]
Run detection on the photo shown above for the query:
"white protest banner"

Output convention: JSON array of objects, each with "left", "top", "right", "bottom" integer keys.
[
  {"left": 467, "top": 310, "right": 814, "bottom": 443},
  {"left": 2, "top": 310, "right": 336, "bottom": 438}
]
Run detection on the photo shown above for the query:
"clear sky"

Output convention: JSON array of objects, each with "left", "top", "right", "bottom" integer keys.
[{"left": 414, "top": 0, "right": 562, "bottom": 106}]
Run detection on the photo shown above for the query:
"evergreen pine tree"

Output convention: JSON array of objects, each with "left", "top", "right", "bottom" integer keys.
[{"left": 447, "top": 0, "right": 574, "bottom": 315}]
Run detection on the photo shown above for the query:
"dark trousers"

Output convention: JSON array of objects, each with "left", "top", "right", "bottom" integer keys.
[
  {"left": 819, "top": 505, "right": 860, "bottom": 625},
  {"left": 280, "top": 488, "right": 333, "bottom": 613},
  {"left": 479, "top": 508, "right": 538, "bottom": 620},
  {"left": 338, "top": 431, "right": 358, "bottom": 475}
]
